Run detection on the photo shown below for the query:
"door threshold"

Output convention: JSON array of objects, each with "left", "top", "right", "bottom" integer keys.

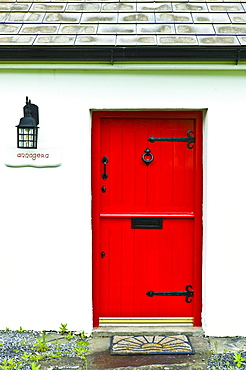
[{"left": 99, "top": 317, "right": 194, "bottom": 326}]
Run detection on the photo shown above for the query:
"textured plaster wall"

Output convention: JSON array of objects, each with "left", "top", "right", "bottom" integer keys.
[{"left": 0, "top": 65, "right": 246, "bottom": 335}]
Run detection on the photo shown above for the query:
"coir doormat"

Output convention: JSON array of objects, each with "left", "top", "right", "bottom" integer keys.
[{"left": 110, "top": 335, "right": 194, "bottom": 355}]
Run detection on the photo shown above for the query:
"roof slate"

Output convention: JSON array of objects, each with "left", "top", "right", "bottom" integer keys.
[{"left": 0, "top": 0, "right": 246, "bottom": 46}]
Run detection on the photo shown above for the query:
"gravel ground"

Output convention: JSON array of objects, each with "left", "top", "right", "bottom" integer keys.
[
  {"left": 0, "top": 330, "right": 86, "bottom": 370},
  {"left": 207, "top": 352, "right": 246, "bottom": 369},
  {"left": 1, "top": 331, "right": 246, "bottom": 370}
]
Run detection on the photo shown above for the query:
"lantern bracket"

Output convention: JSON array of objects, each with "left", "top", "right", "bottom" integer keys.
[{"left": 24, "top": 96, "right": 39, "bottom": 125}]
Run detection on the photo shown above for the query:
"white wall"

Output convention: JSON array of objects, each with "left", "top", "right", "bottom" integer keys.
[{"left": 0, "top": 63, "right": 246, "bottom": 335}]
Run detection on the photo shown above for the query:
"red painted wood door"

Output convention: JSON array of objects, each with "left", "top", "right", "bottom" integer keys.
[{"left": 92, "top": 111, "right": 202, "bottom": 327}]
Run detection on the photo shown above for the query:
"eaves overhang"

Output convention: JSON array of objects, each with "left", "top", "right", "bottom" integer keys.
[{"left": 0, "top": 46, "right": 246, "bottom": 64}]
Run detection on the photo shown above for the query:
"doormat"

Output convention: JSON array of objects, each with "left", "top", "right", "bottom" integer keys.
[{"left": 110, "top": 335, "right": 194, "bottom": 355}]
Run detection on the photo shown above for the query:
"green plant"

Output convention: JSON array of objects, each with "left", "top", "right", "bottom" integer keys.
[
  {"left": 233, "top": 353, "right": 246, "bottom": 368},
  {"left": 74, "top": 337, "right": 89, "bottom": 370},
  {"left": 80, "top": 331, "right": 88, "bottom": 339},
  {"left": 21, "top": 352, "right": 32, "bottom": 362},
  {"left": 225, "top": 362, "right": 235, "bottom": 370},
  {"left": 0, "top": 359, "right": 16, "bottom": 370},
  {"left": 211, "top": 342, "right": 229, "bottom": 370},
  {"left": 74, "top": 347, "right": 88, "bottom": 370},
  {"left": 66, "top": 331, "right": 74, "bottom": 341},
  {"left": 5, "top": 328, "right": 10, "bottom": 332},
  {"left": 30, "top": 354, "right": 48, "bottom": 362},
  {"left": 18, "top": 327, "right": 24, "bottom": 333},
  {"left": 59, "top": 323, "right": 69, "bottom": 334},
  {"left": 32, "top": 331, "right": 48, "bottom": 352},
  {"left": 30, "top": 363, "right": 41, "bottom": 370}
]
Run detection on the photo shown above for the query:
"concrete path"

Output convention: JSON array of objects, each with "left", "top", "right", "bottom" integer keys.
[{"left": 39, "top": 327, "right": 246, "bottom": 370}]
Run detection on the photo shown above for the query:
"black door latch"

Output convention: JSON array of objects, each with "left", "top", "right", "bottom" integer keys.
[{"left": 146, "top": 285, "right": 194, "bottom": 303}]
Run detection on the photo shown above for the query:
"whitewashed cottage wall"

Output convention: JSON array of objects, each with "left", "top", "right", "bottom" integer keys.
[{"left": 0, "top": 63, "right": 246, "bottom": 336}]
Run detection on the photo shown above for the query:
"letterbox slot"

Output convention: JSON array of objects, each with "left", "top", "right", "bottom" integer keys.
[{"left": 131, "top": 217, "right": 163, "bottom": 229}]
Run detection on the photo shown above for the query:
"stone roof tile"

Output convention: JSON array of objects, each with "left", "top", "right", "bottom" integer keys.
[
  {"left": 67, "top": 3, "right": 102, "bottom": 11},
  {"left": 176, "top": 24, "right": 215, "bottom": 33},
  {"left": 98, "top": 23, "right": 136, "bottom": 33},
  {"left": 237, "top": 35, "right": 246, "bottom": 44},
  {"left": 0, "top": 35, "right": 35, "bottom": 44},
  {"left": 59, "top": 24, "right": 98, "bottom": 33},
  {"left": 30, "top": 3, "right": 67, "bottom": 11},
  {"left": 214, "top": 24, "right": 246, "bottom": 33},
  {"left": 0, "top": 3, "right": 31, "bottom": 11},
  {"left": 81, "top": 12, "right": 118, "bottom": 22},
  {"left": 157, "top": 35, "right": 198, "bottom": 44},
  {"left": 34, "top": 34, "right": 75, "bottom": 43},
  {"left": 192, "top": 12, "right": 231, "bottom": 23},
  {"left": 173, "top": 2, "right": 208, "bottom": 12},
  {"left": 137, "top": 3, "right": 172, "bottom": 11},
  {"left": 20, "top": 24, "right": 59, "bottom": 33},
  {"left": 102, "top": 3, "right": 136, "bottom": 11},
  {"left": 118, "top": 12, "right": 156, "bottom": 22},
  {"left": 229, "top": 13, "right": 246, "bottom": 23},
  {"left": 137, "top": 23, "right": 175, "bottom": 33},
  {"left": 207, "top": 3, "right": 244, "bottom": 12},
  {"left": 44, "top": 12, "right": 82, "bottom": 22},
  {"left": 0, "top": 24, "right": 21, "bottom": 33},
  {"left": 116, "top": 34, "right": 157, "bottom": 44},
  {"left": 7, "top": 12, "right": 45, "bottom": 22},
  {"left": 75, "top": 34, "right": 116, "bottom": 43},
  {"left": 198, "top": 35, "right": 240, "bottom": 44},
  {"left": 155, "top": 13, "right": 193, "bottom": 23}
]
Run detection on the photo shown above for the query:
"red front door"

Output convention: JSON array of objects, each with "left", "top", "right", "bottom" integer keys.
[{"left": 92, "top": 111, "right": 202, "bottom": 327}]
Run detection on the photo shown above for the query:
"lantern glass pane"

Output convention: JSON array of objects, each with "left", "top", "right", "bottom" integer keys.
[{"left": 17, "top": 127, "right": 38, "bottom": 149}]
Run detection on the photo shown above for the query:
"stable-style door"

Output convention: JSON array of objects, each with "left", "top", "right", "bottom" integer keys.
[{"left": 92, "top": 111, "right": 202, "bottom": 327}]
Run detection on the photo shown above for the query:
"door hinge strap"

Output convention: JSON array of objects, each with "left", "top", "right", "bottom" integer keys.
[
  {"left": 146, "top": 285, "right": 194, "bottom": 303},
  {"left": 148, "top": 130, "right": 195, "bottom": 149}
]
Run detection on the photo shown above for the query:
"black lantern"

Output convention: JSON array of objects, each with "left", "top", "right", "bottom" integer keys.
[{"left": 16, "top": 97, "right": 39, "bottom": 149}]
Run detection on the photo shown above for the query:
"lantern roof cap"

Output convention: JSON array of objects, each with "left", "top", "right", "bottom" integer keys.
[{"left": 16, "top": 116, "right": 38, "bottom": 128}]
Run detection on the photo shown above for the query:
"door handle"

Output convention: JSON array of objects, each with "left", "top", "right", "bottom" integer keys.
[
  {"left": 142, "top": 148, "right": 154, "bottom": 166},
  {"left": 102, "top": 156, "right": 108, "bottom": 180},
  {"left": 101, "top": 251, "right": 106, "bottom": 258}
]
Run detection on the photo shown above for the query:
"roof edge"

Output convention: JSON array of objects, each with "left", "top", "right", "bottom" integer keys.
[{"left": 0, "top": 46, "right": 246, "bottom": 63}]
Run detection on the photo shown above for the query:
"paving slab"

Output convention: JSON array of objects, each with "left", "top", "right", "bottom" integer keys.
[
  {"left": 40, "top": 357, "right": 84, "bottom": 370},
  {"left": 208, "top": 337, "right": 246, "bottom": 354}
]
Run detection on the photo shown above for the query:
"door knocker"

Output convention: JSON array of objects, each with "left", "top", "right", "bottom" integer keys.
[{"left": 142, "top": 148, "right": 154, "bottom": 166}]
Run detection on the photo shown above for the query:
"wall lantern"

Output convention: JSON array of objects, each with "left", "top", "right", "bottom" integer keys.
[{"left": 16, "top": 97, "right": 39, "bottom": 149}]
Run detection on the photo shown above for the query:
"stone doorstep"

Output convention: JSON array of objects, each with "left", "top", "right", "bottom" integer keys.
[{"left": 92, "top": 326, "right": 205, "bottom": 338}]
